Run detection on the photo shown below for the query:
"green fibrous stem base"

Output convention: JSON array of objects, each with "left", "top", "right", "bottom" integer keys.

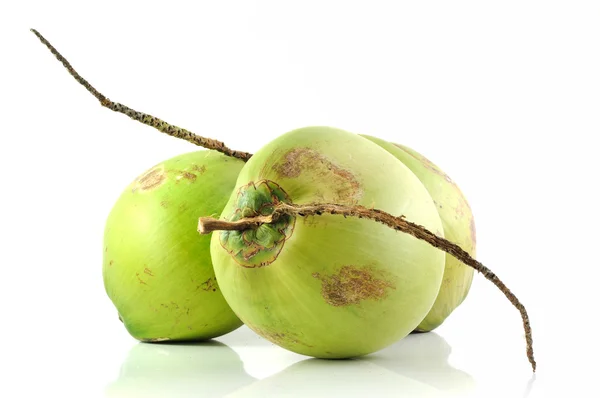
[{"left": 219, "top": 181, "right": 295, "bottom": 268}]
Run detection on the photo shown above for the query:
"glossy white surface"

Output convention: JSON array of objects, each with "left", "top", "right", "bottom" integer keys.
[{"left": 2, "top": 1, "right": 599, "bottom": 397}]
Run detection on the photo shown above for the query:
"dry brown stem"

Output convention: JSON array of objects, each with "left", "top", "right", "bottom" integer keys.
[
  {"left": 30, "top": 29, "right": 252, "bottom": 161},
  {"left": 198, "top": 214, "right": 273, "bottom": 234},
  {"left": 199, "top": 202, "right": 536, "bottom": 372}
]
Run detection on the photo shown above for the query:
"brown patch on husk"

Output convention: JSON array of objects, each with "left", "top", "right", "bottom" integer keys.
[
  {"left": 313, "top": 265, "right": 395, "bottom": 307},
  {"left": 191, "top": 164, "right": 206, "bottom": 174},
  {"left": 273, "top": 147, "right": 362, "bottom": 203},
  {"left": 393, "top": 143, "right": 456, "bottom": 185},
  {"left": 199, "top": 277, "right": 218, "bottom": 292},
  {"left": 133, "top": 166, "right": 166, "bottom": 192},
  {"left": 179, "top": 171, "right": 197, "bottom": 182},
  {"left": 245, "top": 323, "right": 313, "bottom": 348},
  {"left": 136, "top": 272, "right": 148, "bottom": 285}
]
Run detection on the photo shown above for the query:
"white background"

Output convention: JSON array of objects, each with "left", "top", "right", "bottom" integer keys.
[{"left": 1, "top": 1, "right": 599, "bottom": 397}]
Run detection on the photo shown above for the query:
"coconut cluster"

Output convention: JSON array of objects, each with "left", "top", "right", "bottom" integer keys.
[{"left": 33, "top": 29, "right": 535, "bottom": 371}]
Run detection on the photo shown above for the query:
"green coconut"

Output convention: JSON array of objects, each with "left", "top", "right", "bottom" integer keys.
[
  {"left": 209, "top": 126, "right": 446, "bottom": 358},
  {"left": 362, "top": 135, "right": 476, "bottom": 332},
  {"left": 103, "top": 150, "right": 244, "bottom": 341}
]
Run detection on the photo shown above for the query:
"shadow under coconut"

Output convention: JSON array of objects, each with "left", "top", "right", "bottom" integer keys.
[
  {"left": 361, "top": 332, "right": 475, "bottom": 395},
  {"left": 105, "top": 340, "right": 256, "bottom": 398}
]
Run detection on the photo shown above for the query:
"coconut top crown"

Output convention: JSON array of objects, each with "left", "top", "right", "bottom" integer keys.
[{"left": 219, "top": 180, "right": 295, "bottom": 267}]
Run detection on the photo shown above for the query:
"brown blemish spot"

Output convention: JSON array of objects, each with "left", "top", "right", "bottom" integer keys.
[
  {"left": 133, "top": 165, "right": 166, "bottom": 192},
  {"left": 192, "top": 164, "right": 207, "bottom": 174},
  {"left": 135, "top": 272, "right": 148, "bottom": 285},
  {"left": 258, "top": 147, "right": 283, "bottom": 178},
  {"left": 273, "top": 148, "right": 306, "bottom": 178},
  {"left": 198, "top": 277, "right": 218, "bottom": 292},
  {"left": 180, "top": 171, "right": 197, "bottom": 182},
  {"left": 313, "top": 265, "right": 395, "bottom": 307},
  {"left": 394, "top": 144, "right": 456, "bottom": 186},
  {"left": 245, "top": 322, "right": 313, "bottom": 348},
  {"left": 144, "top": 267, "right": 154, "bottom": 277},
  {"left": 160, "top": 201, "right": 169, "bottom": 208},
  {"left": 273, "top": 148, "right": 362, "bottom": 203},
  {"left": 109, "top": 260, "right": 114, "bottom": 266},
  {"left": 302, "top": 215, "right": 320, "bottom": 227}
]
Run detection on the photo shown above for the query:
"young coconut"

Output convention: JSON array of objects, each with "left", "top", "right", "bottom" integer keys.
[
  {"left": 32, "top": 29, "right": 536, "bottom": 371},
  {"left": 204, "top": 126, "right": 448, "bottom": 358},
  {"left": 197, "top": 128, "right": 535, "bottom": 370},
  {"left": 362, "top": 135, "right": 476, "bottom": 332},
  {"left": 104, "top": 150, "right": 245, "bottom": 341},
  {"left": 30, "top": 30, "right": 250, "bottom": 342}
]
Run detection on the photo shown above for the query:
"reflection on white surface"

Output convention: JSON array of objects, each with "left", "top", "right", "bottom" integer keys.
[
  {"left": 104, "top": 330, "right": 476, "bottom": 398},
  {"left": 364, "top": 332, "right": 475, "bottom": 394},
  {"left": 105, "top": 341, "right": 256, "bottom": 398},
  {"left": 227, "top": 332, "right": 474, "bottom": 398},
  {"left": 227, "top": 358, "right": 441, "bottom": 398},
  {"left": 522, "top": 374, "right": 536, "bottom": 398}
]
